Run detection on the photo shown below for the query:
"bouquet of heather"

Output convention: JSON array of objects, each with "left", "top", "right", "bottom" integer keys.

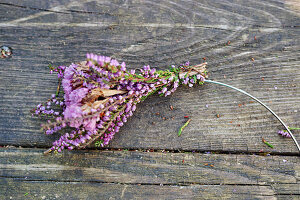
[{"left": 32, "top": 54, "right": 207, "bottom": 154}]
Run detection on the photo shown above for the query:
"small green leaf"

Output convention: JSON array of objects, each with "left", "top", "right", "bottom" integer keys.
[
  {"left": 165, "top": 75, "right": 172, "bottom": 80},
  {"left": 178, "top": 119, "right": 191, "bottom": 136},
  {"left": 289, "top": 127, "right": 300, "bottom": 130},
  {"left": 95, "top": 141, "right": 102, "bottom": 147},
  {"left": 145, "top": 79, "right": 155, "bottom": 83},
  {"left": 262, "top": 138, "right": 273, "bottom": 148},
  {"left": 193, "top": 75, "right": 197, "bottom": 83},
  {"left": 184, "top": 72, "right": 189, "bottom": 78},
  {"left": 135, "top": 75, "right": 144, "bottom": 79}
]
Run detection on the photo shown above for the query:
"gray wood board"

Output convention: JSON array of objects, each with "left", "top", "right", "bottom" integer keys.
[
  {"left": 0, "top": 0, "right": 300, "bottom": 154},
  {"left": 0, "top": 148, "right": 299, "bottom": 199},
  {"left": 1, "top": 179, "right": 287, "bottom": 200}
]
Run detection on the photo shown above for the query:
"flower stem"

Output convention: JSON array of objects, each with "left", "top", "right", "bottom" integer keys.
[
  {"left": 205, "top": 79, "right": 300, "bottom": 153},
  {"left": 178, "top": 119, "right": 192, "bottom": 136},
  {"left": 289, "top": 127, "right": 300, "bottom": 130},
  {"left": 56, "top": 79, "right": 61, "bottom": 97},
  {"left": 262, "top": 137, "right": 274, "bottom": 148}
]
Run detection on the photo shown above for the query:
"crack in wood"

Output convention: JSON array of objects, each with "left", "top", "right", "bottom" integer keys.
[
  {"left": 1, "top": 176, "right": 299, "bottom": 196},
  {"left": 0, "top": 176, "right": 285, "bottom": 186},
  {"left": 1, "top": 146, "right": 299, "bottom": 157}
]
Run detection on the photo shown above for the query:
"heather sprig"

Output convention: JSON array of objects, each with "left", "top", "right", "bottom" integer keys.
[
  {"left": 278, "top": 130, "right": 291, "bottom": 138},
  {"left": 278, "top": 127, "right": 299, "bottom": 138},
  {"left": 34, "top": 53, "right": 207, "bottom": 154}
]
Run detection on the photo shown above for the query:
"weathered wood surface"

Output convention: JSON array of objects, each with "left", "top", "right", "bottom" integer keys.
[
  {"left": 0, "top": 0, "right": 300, "bottom": 199},
  {"left": 1, "top": 148, "right": 299, "bottom": 199},
  {"left": 0, "top": 0, "right": 300, "bottom": 154}
]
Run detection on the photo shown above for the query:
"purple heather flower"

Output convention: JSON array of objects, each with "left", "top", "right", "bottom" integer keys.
[
  {"left": 131, "top": 105, "right": 136, "bottom": 112},
  {"left": 115, "top": 126, "right": 120, "bottom": 132},
  {"left": 174, "top": 81, "right": 179, "bottom": 88},
  {"left": 150, "top": 68, "right": 156, "bottom": 75},
  {"left": 83, "top": 117, "right": 97, "bottom": 132},
  {"left": 102, "top": 116, "right": 110, "bottom": 122},
  {"left": 46, "top": 129, "right": 52, "bottom": 135},
  {"left": 137, "top": 84, "right": 142, "bottom": 90},
  {"left": 86, "top": 53, "right": 91, "bottom": 59},
  {"left": 125, "top": 106, "right": 131, "bottom": 113},
  {"left": 68, "top": 146, "right": 74, "bottom": 150},
  {"left": 278, "top": 130, "right": 291, "bottom": 138},
  {"left": 183, "top": 78, "right": 189, "bottom": 85},
  {"left": 62, "top": 80, "right": 72, "bottom": 102},
  {"left": 128, "top": 111, "right": 133, "bottom": 117},
  {"left": 97, "top": 123, "right": 104, "bottom": 129},
  {"left": 165, "top": 91, "right": 171, "bottom": 97},
  {"left": 64, "top": 64, "right": 76, "bottom": 80},
  {"left": 105, "top": 111, "right": 111, "bottom": 116},
  {"left": 104, "top": 56, "right": 111, "bottom": 63},
  {"left": 161, "top": 87, "right": 167, "bottom": 94},
  {"left": 69, "top": 88, "right": 89, "bottom": 104},
  {"left": 120, "top": 62, "right": 126, "bottom": 71},
  {"left": 130, "top": 69, "right": 135, "bottom": 74},
  {"left": 38, "top": 54, "right": 209, "bottom": 154},
  {"left": 161, "top": 79, "right": 167, "bottom": 84},
  {"left": 63, "top": 104, "right": 82, "bottom": 119},
  {"left": 143, "top": 65, "right": 150, "bottom": 71},
  {"left": 110, "top": 59, "right": 119, "bottom": 66},
  {"left": 117, "top": 121, "right": 124, "bottom": 127}
]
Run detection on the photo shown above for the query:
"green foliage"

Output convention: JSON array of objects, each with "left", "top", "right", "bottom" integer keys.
[{"left": 95, "top": 141, "right": 103, "bottom": 147}]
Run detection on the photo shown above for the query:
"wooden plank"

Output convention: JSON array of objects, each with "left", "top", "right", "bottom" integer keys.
[
  {"left": 1, "top": 148, "right": 299, "bottom": 185},
  {"left": 272, "top": 184, "right": 300, "bottom": 195},
  {"left": 0, "top": 148, "right": 299, "bottom": 199},
  {"left": 0, "top": 0, "right": 300, "bottom": 153},
  {"left": 1, "top": 179, "right": 280, "bottom": 200}
]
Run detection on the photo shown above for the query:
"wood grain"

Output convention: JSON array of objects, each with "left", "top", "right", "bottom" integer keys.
[
  {"left": 2, "top": 1, "right": 300, "bottom": 198},
  {"left": 0, "top": 1, "right": 299, "bottom": 152},
  {"left": 1, "top": 179, "right": 282, "bottom": 200},
  {"left": 0, "top": 148, "right": 299, "bottom": 199}
]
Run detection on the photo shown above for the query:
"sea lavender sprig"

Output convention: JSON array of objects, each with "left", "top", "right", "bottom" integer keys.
[{"left": 34, "top": 53, "right": 207, "bottom": 154}]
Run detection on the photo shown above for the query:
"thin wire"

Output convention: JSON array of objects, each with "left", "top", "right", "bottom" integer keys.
[{"left": 204, "top": 79, "right": 300, "bottom": 153}]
